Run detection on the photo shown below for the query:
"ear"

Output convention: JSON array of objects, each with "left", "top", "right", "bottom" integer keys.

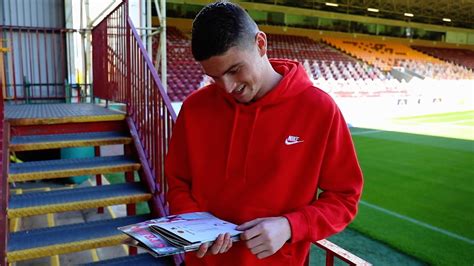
[{"left": 255, "top": 31, "right": 267, "bottom": 57}]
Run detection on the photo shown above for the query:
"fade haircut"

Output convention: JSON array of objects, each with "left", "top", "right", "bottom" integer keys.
[{"left": 191, "top": 1, "right": 258, "bottom": 61}]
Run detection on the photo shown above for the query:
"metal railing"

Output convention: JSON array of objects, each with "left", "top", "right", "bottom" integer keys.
[
  {"left": 91, "top": 2, "right": 176, "bottom": 220},
  {"left": 0, "top": 26, "right": 72, "bottom": 102},
  {"left": 315, "top": 239, "right": 371, "bottom": 265},
  {"left": 0, "top": 71, "right": 8, "bottom": 265}
]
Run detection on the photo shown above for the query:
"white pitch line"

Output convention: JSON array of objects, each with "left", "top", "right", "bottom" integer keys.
[
  {"left": 351, "top": 130, "right": 383, "bottom": 135},
  {"left": 360, "top": 200, "right": 474, "bottom": 245}
]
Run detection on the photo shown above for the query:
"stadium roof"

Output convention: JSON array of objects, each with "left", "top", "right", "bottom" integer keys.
[{"left": 248, "top": 0, "right": 474, "bottom": 29}]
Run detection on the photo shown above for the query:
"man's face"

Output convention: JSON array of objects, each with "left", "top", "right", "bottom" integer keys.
[{"left": 199, "top": 42, "right": 265, "bottom": 104}]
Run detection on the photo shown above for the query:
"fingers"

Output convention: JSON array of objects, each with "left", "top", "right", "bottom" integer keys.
[
  {"left": 221, "top": 233, "right": 232, "bottom": 253},
  {"left": 196, "top": 242, "right": 209, "bottom": 258},
  {"left": 236, "top": 218, "right": 262, "bottom": 231},
  {"left": 210, "top": 234, "right": 225, "bottom": 255},
  {"left": 256, "top": 251, "right": 273, "bottom": 259},
  {"left": 240, "top": 217, "right": 290, "bottom": 259},
  {"left": 246, "top": 234, "right": 264, "bottom": 249},
  {"left": 241, "top": 222, "right": 262, "bottom": 241},
  {"left": 197, "top": 233, "right": 233, "bottom": 258},
  {"left": 249, "top": 243, "right": 266, "bottom": 255}
]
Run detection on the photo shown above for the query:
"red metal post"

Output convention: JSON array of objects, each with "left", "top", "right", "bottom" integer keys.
[
  {"left": 95, "top": 146, "right": 104, "bottom": 214},
  {"left": 43, "top": 30, "right": 51, "bottom": 98},
  {"left": 0, "top": 83, "right": 8, "bottom": 265},
  {"left": 59, "top": 30, "right": 67, "bottom": 100},
  {"left": 315, "top": 239, "right": 371, "bottom": 265},
  {"left": 326, "top": 252, "right": 335, "bottom": 266}
]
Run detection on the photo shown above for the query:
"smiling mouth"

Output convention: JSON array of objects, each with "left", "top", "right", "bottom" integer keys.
[{"left": 233, "top": 85, "right": 245, "bottom": 95}]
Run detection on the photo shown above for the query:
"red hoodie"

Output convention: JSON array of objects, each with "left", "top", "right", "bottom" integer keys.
[{"left": 165, "top": 59, "right": 363, "bottom": 266}]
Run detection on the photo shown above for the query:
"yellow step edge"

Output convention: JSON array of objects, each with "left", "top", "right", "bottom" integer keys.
[
  {"left": 11, "top": 185, "right": 75, "bottom": 194},
  {"left": 8, "top": 164, "right": 141, "bottom": 183},
  {"left": 106, "top": 207, "right": 130, "bottom": 255},
  {"left": 8, "top": 194, "right": 152, "bottom": 219},
  {"left": 8, "top": 114, "right": 126, "bottom": 126},
  {"left": 7, "top": 235, "right": 127, "bottom": 262},
  {"left": 10, "top": 137, "right": 132, "bottom": 152},
  {"left": 51, "top": 255, "right": 60, "bottom": 266},
  {"left": 10, "top": 189, "right": 23, "bottom": 232},
  {"left": 90, "top": 249, "right": 100, "bottom": 262}
]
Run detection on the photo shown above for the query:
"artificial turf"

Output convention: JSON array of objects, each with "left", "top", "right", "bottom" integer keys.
[{"left": 346, "top": 111, "right": 474, "bottom": 265}]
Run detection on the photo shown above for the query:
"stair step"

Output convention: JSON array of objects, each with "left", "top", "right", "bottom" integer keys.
[
  {"left": 5, "top": 103, "right": 125, "bottom": 126},
  {"left": 82, "top": 253, "right": 174, "bottom": 265},
  {"left": 10, "top": 131, "right": 131, "bottom": 151},
  {"left": 7, "top": 215, "right": 150, "bottom": 262},
  {"left": 9, "top": 155, "right": 141, "bottom": 182},
  {"left": 8, "top": 183, "right": 151, "bottom": 218}
]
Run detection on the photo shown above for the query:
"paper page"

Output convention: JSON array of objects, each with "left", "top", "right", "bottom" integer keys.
[
  {"left": 151, "top": 212, "right": 241, "bottom": 244},
  {"left": 119, "top": 220, "right": 185, "bottom": 256}
]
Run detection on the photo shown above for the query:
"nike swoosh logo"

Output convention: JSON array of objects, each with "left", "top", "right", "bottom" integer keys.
[{"left": 285, "top": 139, "right": 304, "bottom": 145}]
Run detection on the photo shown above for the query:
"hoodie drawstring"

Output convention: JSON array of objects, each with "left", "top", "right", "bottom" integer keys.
[
  {"left": 225, "top": 106, "right": 261, "bottom": 182},
  {"left": 242, "top": 107, "right": 260, "bottom": 182},
  {"left": 225, "top": 106, "right": 240, "bottom": 180}
]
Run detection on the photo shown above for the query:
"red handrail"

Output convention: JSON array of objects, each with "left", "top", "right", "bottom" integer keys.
[
  {"left": 0, "top": 69, "right": 8, "bottom": 265},
  {"left": 315, "top": 239, "right": 371, "bottom": 266},
  {"left": 91, "top": 1, "right": 176, "bottom": 219}
]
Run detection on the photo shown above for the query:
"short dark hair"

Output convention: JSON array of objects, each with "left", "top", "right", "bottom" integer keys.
[{"left": 191, "top": 1, "right": 258, "bottom": 61}]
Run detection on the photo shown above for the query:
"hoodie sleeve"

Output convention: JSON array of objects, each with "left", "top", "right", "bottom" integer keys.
[
  {"left": 165, "top": 106, "right": 202, "bottom": 214},
  {"left": 283, "top": 106, "right": 363, "bottom": 243}
]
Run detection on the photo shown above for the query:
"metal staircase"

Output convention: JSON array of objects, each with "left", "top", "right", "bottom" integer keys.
[{"left": 3, "top": 103, "right": 173, "bottom": 264}]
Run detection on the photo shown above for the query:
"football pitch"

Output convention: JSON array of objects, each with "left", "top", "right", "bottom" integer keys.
[{"left": 340, "top": 110, "right": 474, "bottom": 265}]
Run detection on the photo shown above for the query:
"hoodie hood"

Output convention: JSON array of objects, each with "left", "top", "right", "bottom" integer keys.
[{"left": 218, "top": 59, "right": 314, "bottom": 108}]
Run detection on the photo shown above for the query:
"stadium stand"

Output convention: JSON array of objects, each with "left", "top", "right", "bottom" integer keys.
[
  {"left": 411, "top": 46, "right": 474, "bottom": 70},
  {"left": 267, "top": 34, "right": 387, "bottom": 81},
  {"left": 323, "top": 36, "right": 474, "bottom": 80},
  {"left": 154, "top": 27, "right": 205, "bottom": 102},
  {"left": 322, "top": 36, "right": 441, "bottom": 71},
  {"left": 159, "top": 28, "right": 471, "bottom": 102},
  {"left": 266, "top": 34, "right": 398, "bottom": 98}
]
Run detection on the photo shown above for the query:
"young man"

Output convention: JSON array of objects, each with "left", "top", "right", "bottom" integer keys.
[{"left": 165, "top": 1, "right": 363, "bottom": 265}]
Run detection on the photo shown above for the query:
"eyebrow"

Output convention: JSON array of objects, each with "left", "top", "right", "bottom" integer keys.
[{"left": 205, "top": 63, "right": 241, "bottom": 79}]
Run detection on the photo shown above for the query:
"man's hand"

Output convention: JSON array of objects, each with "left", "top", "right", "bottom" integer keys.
[
  {"left": 236, "top": 217, "right": 292, "bottom": 259},
  {"left": 196, "top": 233, "right": 233, "bottom": 258}
]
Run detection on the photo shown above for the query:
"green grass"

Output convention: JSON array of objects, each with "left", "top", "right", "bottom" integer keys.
[
  {"left": 363, "top": 110, "right": 474, "bottom": 141},
  {"left": 395, "top": 110, "right": 474, "bottom": 124},
  {"left": 310, "top": 228, "right": 424, "bottom": 266},
  {"left": 349, "top": 111, "right": 474, "bottom": 265}
]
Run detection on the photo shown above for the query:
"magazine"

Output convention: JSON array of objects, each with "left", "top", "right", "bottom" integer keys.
[{"left": 118, "top": 212, "right": 242, "bottom": 257}]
